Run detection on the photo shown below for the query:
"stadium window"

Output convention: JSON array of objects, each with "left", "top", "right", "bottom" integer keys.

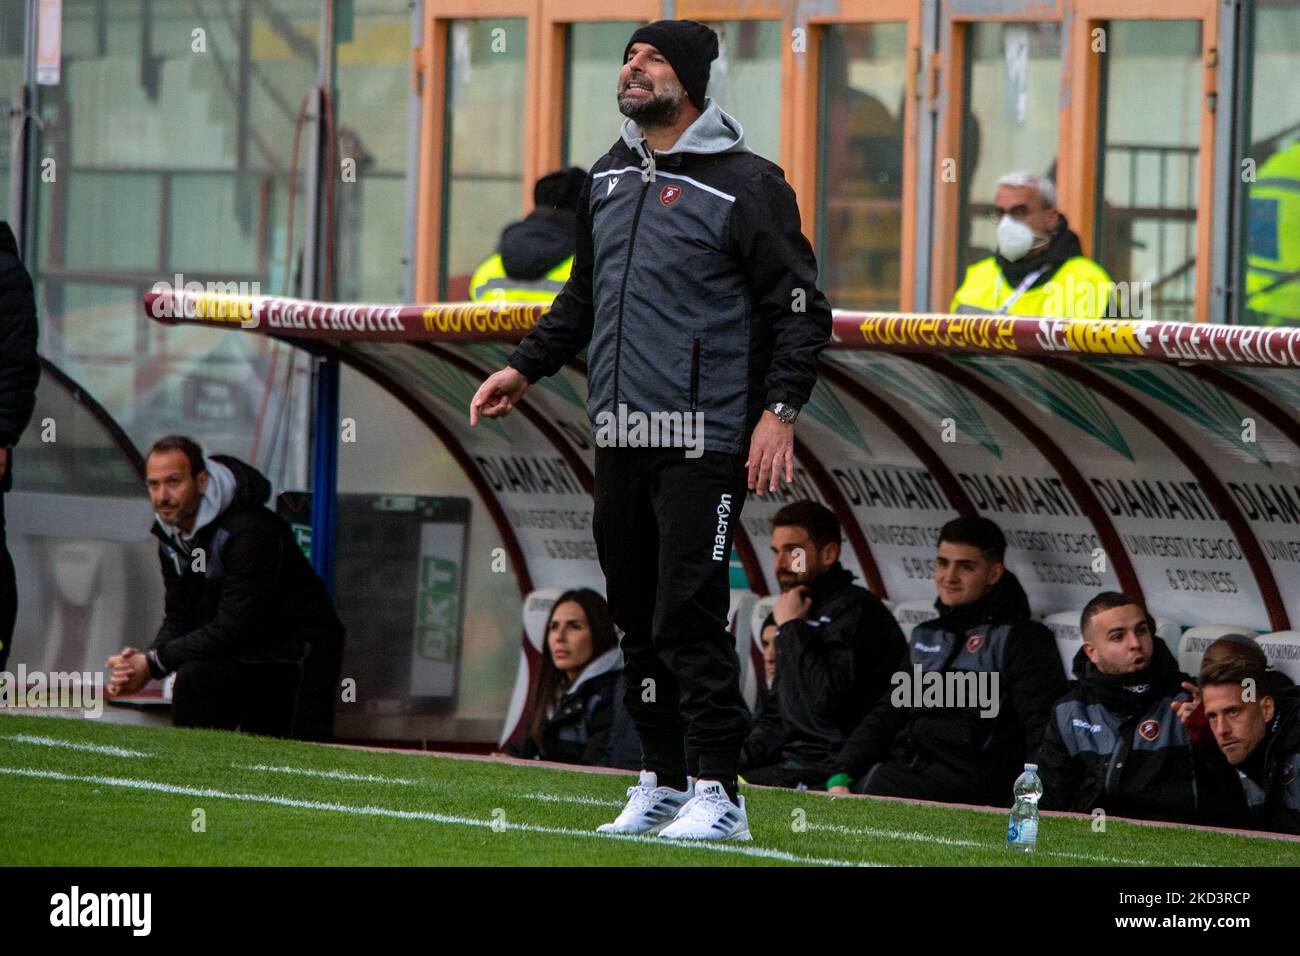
[
  {"left": 1236, "top": 0, "right": 1300, "bottom": 326},
  {"left": 438, "top": 18, "right": 528, "bottom": 301},
  {"left": 816, "top": 21, "right": 908, "bottom": 311}
]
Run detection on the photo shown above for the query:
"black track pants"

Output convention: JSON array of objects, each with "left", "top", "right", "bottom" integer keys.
[
  {"left": 170, "top": 660, "right": 301, "bottom": 737},
  {"left": 592, "top": 447, "right": 752, "bottom": 785}
]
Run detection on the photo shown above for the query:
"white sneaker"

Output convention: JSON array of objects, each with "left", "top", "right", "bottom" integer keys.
[
  {"left": 597, "top": 771, "right": 694, "bottom": 835},
  {"left": 659, "top": 779, "right": 751, "bottom": 841}
]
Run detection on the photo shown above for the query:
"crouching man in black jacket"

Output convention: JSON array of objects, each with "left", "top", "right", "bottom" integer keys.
[
  {"left": 740, "top": 501, "right": 904, "bottom": 789},
  {"left": 827, "top": 517, "right": 1065, "bottom": 805},
  {"left": 1035, "top": 592, "right": 1209, "bottom": 824},
  {"left": 107, "top": 435, "right": 345, "bottom": 739}
]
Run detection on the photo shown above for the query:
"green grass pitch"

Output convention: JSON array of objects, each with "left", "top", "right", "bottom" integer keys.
[{"left": 1, "top": 712, "right": 1296, "bottom": 867}]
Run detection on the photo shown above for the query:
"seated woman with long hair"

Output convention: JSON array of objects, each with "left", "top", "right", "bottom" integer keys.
[{"left": 507, "top": 588, "right": 639, "bottom": 768}]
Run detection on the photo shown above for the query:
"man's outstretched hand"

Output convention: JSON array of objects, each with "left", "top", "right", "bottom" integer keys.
[
  {"left": 470, "top": 366, "right": 530, "bottom": 426},
  {"left": 747, "top": 410, "right": 795, "bottom": 497}
]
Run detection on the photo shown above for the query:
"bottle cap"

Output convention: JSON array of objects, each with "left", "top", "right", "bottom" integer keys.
[{"left": 1025, "top": 763, "right": 1038, "bottom": 772}]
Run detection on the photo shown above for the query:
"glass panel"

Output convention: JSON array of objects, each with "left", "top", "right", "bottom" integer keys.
[
  {"left": 335, "top": 0, "right": 411, "bottom": 303},
  {"left": 30, "top": 0, "right": 317, "bottom": 478},
  {"left": 8, "top": 368, "right": 163, "bottom": 679},
  {"left": 959, "top": 22, "right": 1062, "bottom": 277},
  {"left": 565, "top": 22, "right": 641, "bottom": 169},
  {"left": 336, "top": 365, "right": 517, "bottom": 741},
  {"left": 817, "top": 22, "right": 907, "bottom": 311},
  {"left": 440, "top": 18, "right": 527, "bottom": 300},
  {"left": 703, "top": 20, "right": 781, "bottom": 163},
  {"left": 1240, "top": 1, "right": 1300, "bottom": 325},
  {"left": 0, "top": 3, "right": 25, "bottom": 224},
  {"left": 1095, "top": 20, "right": 1202, "bottom": 323}
]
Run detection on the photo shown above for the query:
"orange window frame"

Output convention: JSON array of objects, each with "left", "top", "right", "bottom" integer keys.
[
  {"left": 415, "top": 0, "right": 541, "bottom": 301},
  {"left": 797, "top": 0, "right": 924, "bottom": 312},
  {"left": 930, "top": 1, "right": 1066, "bottom": 314},
  {"left": 1060, "top": 0, "right": 1219, "bottom": 322}
]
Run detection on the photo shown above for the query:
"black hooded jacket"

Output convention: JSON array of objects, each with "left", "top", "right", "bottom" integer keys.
[
  {"left": 498, "top": 209, "right": 577, "bottom": 280},
  {"left": 1035, "top": 640, "right": 1209, "bottom": 823},
  {"left": 0, "top": 221, "right": 39, "bottom": 492},
  {"left": 832, "top": 571, "right": 1066, "bottom": 804},
  {"left": 1208, "top": 688, "right": 1300, "bottom": 835},
  {"left": 741, "top": 562, "right": 905, "bottom": 774},
  {"left": 508, "top": 663, "right": 642, "bottom": 769},
  {"left": 149, "top": 455, "right": 345, "bottom": 688}
]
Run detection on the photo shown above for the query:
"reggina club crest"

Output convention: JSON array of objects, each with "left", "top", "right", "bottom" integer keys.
[{"left": 660, "top": 183, "right": 682, "bottom": 206}]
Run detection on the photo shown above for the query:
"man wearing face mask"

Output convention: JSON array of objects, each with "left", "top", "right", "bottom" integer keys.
[{"left": 951, "top": 171, "right": 1113, "bottom": 319}]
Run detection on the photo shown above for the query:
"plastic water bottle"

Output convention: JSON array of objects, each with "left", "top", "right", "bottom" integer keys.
[{"left": 1006, "top": 763, "right": 1042, "bottom": 853}]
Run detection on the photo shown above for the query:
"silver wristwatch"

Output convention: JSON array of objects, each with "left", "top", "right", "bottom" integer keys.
[{"left": 766, "top": 401, "right": 799, "bottom": 424}]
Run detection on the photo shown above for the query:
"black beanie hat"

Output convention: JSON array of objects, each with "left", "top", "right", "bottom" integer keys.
[
  {"left": 534, "top": 166, "right": 587, "bottom": 212},
  {"left": 623, "top": 19, "right": 719, "bottom": 111}
]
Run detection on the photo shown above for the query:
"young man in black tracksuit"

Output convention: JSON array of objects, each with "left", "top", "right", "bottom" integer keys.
[
  {"left": 1197, "top": 657, "right": 1300, "bottom": 835},
  {"left": 0, "top": 221, "right": 40, "bottom": 673},
  {"left": 471, "top": 20, "right": 832, "bottom": 840},
  {"left": 106, "top": 436, "right": 345, "bottom": 739},
  {"left": 827, "top": 518, "right": 1066, "bottom": 806},
  {"left": 1035, "top": 592, "right": 1210, "bottom": 824},
  {"left": 741, "top": 501, "right": 905, "bottom": 789}
]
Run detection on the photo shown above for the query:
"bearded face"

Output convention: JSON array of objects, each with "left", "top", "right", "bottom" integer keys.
[{"left": 618, "top": 43, "right": 689, "bottom": 127}]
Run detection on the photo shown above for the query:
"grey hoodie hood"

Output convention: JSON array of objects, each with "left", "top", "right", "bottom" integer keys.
[
  {"left": 154, "top": 456, "right": 238, "bottom": 542},
  {"left": 620, "top": 97, "right": 747, "bottom": 183}
]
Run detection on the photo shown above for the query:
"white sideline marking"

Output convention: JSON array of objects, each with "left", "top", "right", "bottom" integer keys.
[
  {"left": 806, "top": 821, "right": 1170, "bottom": 866},
  {"left": 520, "top": 791, "right": 622, "bottom": 807},
  {"left": 0, "top": 734, "right": 148, "bottom": 758},
  {"left": 0, "top": 767, "right": 880, "bottom": 868},
  {"left": 235, "top": 763, "right": 417, "bottom": 785}
]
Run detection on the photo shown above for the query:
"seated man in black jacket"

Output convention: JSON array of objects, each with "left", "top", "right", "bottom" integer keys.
[
  {"left": 1199, "top": 656, "right": 1300, "bottom": 835},
  {"left": 1035, "top": 592, "right": 1207, "bottom": 823},
  {"left": 827, "top": 517, "right": 1065, "bottom": 805},
  {"left": 106, "top": 435, "right": 345, "bottom": 739},
  {"left": 740, "top": 501, "right": 904, "bottom": 789}
]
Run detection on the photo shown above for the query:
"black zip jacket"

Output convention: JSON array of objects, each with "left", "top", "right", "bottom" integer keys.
[
  {"left": 743, "top": 563, "right": 905, "bottom": 774},
  {"left": 0, "top": 221, "right": 39, "bottom": 491},
  {"left": 507, "top": 99, "right": 832, "bottom": 457},
  {"left": 832, "top": 572, "right": 1067, "bottom": 803},
  {"left": 1035, "top": 640, "right": 1209, "bottom": 823},
  {"left": 508, "top": 667, "right": 641, "bottom": 769},
  {"left": 1208, "top": 688, "right": 1300, "bottom": 835},
  {"left": 149, "top": 455, "right": 345, "bottom": 673}
]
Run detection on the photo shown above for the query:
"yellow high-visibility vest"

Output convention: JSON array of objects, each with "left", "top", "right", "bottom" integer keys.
[
  {"left": 469, "top": 253, "right": 573, "bottom": 304},
  {"left": 951, "top": 256, "right": 1115, "bottom": 319},
  {"left": 1247, "top": 143, "right": 1300, "bottom": 324}
]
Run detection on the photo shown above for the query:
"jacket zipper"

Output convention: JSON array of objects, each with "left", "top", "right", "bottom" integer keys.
[
  {"left": 613, "top": 179, "right": 652, "bottom": 410},
  {"left": 690, "top": 338, "right": 701, "bottom": 411}
]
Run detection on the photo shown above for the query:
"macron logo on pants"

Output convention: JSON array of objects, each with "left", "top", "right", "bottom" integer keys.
[{"left": 711, "top": 493, "right": 733, "bottom": 562}]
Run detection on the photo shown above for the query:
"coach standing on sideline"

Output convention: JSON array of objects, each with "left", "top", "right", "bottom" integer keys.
[
  {"left": 0, "top": 222, "right": 40, "bottom": 673},
  {"left": 471, "top": 19, "right": 831, "bottom": 840}
]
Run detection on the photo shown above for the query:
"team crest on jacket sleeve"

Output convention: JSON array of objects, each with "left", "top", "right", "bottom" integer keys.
[
  {"left": 659, "top": 184, "right": 682, "bottom": 206},
  {"left": 1138, "top": 719, "right": 1160, "bottom": 741}
]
